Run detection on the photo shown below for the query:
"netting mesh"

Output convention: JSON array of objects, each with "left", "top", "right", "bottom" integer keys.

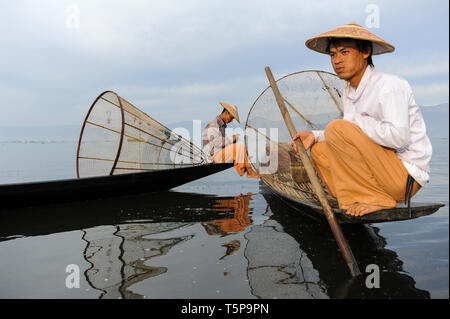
[
  {"left": 77, "top": 91, "right": 208, "bottom": 178},
  {"left": 245, "top": 70, "right": 345, "bottom": 206}
]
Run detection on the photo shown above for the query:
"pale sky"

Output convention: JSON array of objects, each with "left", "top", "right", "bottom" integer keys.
[{"left": 0, "top": 0, "right": 448, "bottom": 127}]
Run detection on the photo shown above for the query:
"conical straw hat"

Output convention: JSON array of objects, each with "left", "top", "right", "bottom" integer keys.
[
  {"left": 305, "top": 22, "right": 395, "bottom": 55},
  {"left": 219, "top": 102, "right": 240, "bottom": 124}
]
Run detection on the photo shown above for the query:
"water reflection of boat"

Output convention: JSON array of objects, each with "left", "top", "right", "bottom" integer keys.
[
  {"left": 0, "top": 191, "right": 254, "bottom": 299},
  {"left": 82, "top": 193, "right": 254, "bottom": 298},
  {"left": 0, "top": 191, "right": 239, "bottom": 240},
  {"left": 244, "top": 206, "right": 329, "bottom": 299},
  {"left": 78, "top": 193, "right": 254, "bottom": 299},
  {"left": 259, "top": 182, "right": 430, "bottom": 298},
  {"left": 81, "top": 222, "right": 194, "bottom": 299}
]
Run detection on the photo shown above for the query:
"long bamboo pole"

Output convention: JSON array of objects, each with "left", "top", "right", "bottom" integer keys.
[
  {"left": 265, "top": 66, "right": 361, "bottom": 277},
  {"left": 282, "top": 98, "right": 319, "bottom": 130},
  {"left": 316, "top": 71, "right": 344, "bottom": 116}
]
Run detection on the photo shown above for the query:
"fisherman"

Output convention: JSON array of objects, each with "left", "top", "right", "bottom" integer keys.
[
  {"left": 202, "top": 102, "right": 259, "bottom": 178},
  {"left": 292, "top": 22, "right": 432, "bottom": 217}
]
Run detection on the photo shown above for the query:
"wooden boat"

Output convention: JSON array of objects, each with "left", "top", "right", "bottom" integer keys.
[
  {"left": 260, "top": 177, "right": 443, "bottom": 224},
  {"left": 245, "top": 70, "right": 444, "bottom": 224},
  {"left": 1, "top": 91, "right": 234, "bottom": 209},
  {"left": 0, "top": 163, "right": 233, "bottom": 209}
]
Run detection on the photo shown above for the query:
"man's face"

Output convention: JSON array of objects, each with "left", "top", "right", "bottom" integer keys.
[
  {"left": 329, "top": 40, "right": 369, "bottom": 81},
  {"left": 223, "top": 110, "right": 234, "bottom": 123}
]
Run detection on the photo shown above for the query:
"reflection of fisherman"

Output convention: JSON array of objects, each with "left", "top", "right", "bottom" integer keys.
[
  {"left": 202, "top": 102, "right": 260, "bottom": 178},
  {"left": 292, "top": 22, "right": 432, "bottom": 217},
  {"left": 202, "top": 193, "right": 254, "bottom": 236},
  {"left": 202, "top": 193, "right": 255, "bottom": 260}
]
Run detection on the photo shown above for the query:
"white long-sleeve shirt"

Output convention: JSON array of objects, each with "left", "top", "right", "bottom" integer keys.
[
  {"left": 312, "top": 66, "right": 432, "bottom": 186},
  {"left": 202, "top": 116, "right": 234, "bottom": 157}
]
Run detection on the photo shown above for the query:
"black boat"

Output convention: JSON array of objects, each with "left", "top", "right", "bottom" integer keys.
[
  {"left": 0, "top": 90, "right": 238, "bottom": 209},
  {"left": 0, "top": 163, "right": 233, "bottom": 209},
  {"left": 260, "top": 178, "right": 444, "bottom": 224}
]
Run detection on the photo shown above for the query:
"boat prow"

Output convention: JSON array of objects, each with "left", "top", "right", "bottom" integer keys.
[{"left": 261, "top": 179, "right": 444, "bottom": 224}]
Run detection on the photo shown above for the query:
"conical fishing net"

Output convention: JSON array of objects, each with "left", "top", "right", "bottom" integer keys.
[
  {"left": 76, "top": 91, "right": 208, "bottom": 178},
  {"left": 245, "top": 70, "right": 345, "bottom": 205}
]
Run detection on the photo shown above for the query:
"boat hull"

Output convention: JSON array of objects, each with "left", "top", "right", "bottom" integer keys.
[
  {"left": 261, "top": 179, "right": 444, "bottom": 224},
  {"left": 0, "top": 163, "right": 233, "bottom": 209}
]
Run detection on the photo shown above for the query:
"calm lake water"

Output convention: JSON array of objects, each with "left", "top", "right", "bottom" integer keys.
[{"left": 0, "top": 137, "right": 448, "bottom": 299}]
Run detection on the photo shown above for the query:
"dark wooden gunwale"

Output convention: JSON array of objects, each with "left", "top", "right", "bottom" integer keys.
[
  {"left": 0, "top": 163, "right": 233, "bottom": 209},
  {"left": 261, "top": 179, "right": 444, "bottom": 224}
]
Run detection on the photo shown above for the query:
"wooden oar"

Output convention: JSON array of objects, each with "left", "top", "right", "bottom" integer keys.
[{"left": 265, "top": 66, "right": 361, "bottom": 277}]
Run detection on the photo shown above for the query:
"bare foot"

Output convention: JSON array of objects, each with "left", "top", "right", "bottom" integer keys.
[
  {"left": 344, "top": 203, "right": 391, "bottom": 217},
  {"left": 246, "top": 168, "right": 260, "bottom": 178}
]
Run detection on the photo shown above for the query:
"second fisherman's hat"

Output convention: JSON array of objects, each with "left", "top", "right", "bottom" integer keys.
[
  {"left": 219, "top": 102, "right": 240, "bottom": 124},
  {"left": 305, "top": 22, "right": 395, "bottom": 55}
]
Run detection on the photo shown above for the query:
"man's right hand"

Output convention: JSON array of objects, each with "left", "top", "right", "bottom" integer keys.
[{"left": 291, "top": 131, "right": 315, "bottom": 152}]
